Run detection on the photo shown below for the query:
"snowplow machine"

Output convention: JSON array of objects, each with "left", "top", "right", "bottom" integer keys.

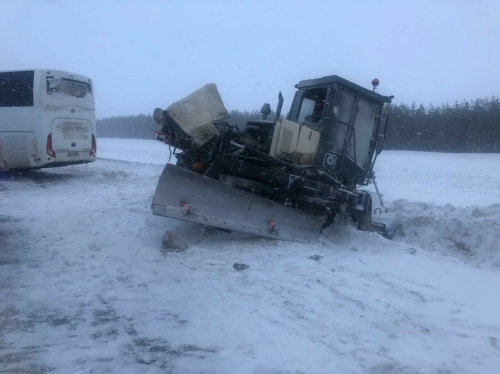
[{"left": 151, "top": 75, "right": 394, "bottom": 243}]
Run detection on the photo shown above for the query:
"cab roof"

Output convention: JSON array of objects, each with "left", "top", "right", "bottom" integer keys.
[{"left": 295, "top": 75, "right": 393, "bottom": 104}]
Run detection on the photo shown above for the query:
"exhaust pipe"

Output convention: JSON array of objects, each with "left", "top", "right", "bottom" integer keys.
[{"left": 274, "top": 91, "right": 283, "bottom": 121}]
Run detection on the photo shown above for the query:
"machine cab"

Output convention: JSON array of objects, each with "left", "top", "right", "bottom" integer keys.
[{"left": 274, "top": 75, "right": 392, "bottom": 184}]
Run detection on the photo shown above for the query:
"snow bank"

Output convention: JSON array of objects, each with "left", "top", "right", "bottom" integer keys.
[
  {"left": 365, "top": 150, "right": 500, "bottom": 269},
  {"left": 389, "top": 201, "right": 500, "bottom": 269}
]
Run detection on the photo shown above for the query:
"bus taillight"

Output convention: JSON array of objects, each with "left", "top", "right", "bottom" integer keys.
[
  {"left": 90, "top": 134, "right": 96, "bottom": 156},
  {"left": 46, "top": 133, "right": 56, "bottom": 157}
]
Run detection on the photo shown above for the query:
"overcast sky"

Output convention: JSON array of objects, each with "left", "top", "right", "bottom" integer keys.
[{"left": 1, "top": 0, "right": 499, "bottom": 118}]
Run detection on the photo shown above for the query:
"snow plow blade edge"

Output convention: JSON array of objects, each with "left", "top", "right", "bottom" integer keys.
[{"left": 152, "top": 164, "right": 322, "bottom": 243}]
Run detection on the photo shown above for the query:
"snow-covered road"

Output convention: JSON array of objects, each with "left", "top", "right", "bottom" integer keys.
[{"left": 1, "top": 139, "right": 499, "bottom": 373}]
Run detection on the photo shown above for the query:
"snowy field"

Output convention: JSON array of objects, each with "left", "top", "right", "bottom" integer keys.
[{"left": 1, "top": 138, "right": 499, "bottom": 374}]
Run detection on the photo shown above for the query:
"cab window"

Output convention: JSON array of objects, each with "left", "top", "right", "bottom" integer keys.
[
  {"left": 327, "top": 89, "right": 355, "bottom": 153},
  {"left": 297, "top": 88, "right": 327, "bottom": 124}
]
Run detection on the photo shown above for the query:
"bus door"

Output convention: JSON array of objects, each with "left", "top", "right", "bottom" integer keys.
[
  {"left": 0, "top": 132, "right": 38, "bottom": 169},
  {"left": 0, "top": 70, "right": 39, "bottom": 168}
]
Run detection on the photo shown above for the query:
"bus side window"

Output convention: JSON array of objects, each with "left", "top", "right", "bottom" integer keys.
[{"left": 0, "top": 71, "right": 34, "bottom": 107}]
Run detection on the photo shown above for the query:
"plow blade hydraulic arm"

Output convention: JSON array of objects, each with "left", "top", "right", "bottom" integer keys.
[{"left": 152, "top": 164, "right": 323, "bottom": 243}]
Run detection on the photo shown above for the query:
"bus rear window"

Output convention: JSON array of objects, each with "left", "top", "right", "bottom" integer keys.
[
  {"left": 46, "top": 77, "right": 91, "bottom": 98},
  {"left": 0, "top": 71, "right": 34, "bottom": 107}
]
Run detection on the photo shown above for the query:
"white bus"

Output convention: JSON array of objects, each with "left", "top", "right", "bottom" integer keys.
[{"left": 0, "top": 69, "right": 96, "bottom": 170}]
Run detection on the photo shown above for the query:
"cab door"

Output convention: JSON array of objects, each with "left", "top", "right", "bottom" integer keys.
[{"left": 346, "top": 98, "right": 379, "bottom": 169}]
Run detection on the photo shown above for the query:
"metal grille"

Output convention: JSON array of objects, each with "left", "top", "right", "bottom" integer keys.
[{"left": 280, "top": 129, "right": 294, "bottom": 154}]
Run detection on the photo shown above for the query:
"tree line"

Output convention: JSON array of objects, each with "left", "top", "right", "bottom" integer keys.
[
  {"left": 384, "top": 96, "right": 500, "bottom": 152},
  {"left": 97, "top": 97, "right": 500, "bottom": 152}
]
